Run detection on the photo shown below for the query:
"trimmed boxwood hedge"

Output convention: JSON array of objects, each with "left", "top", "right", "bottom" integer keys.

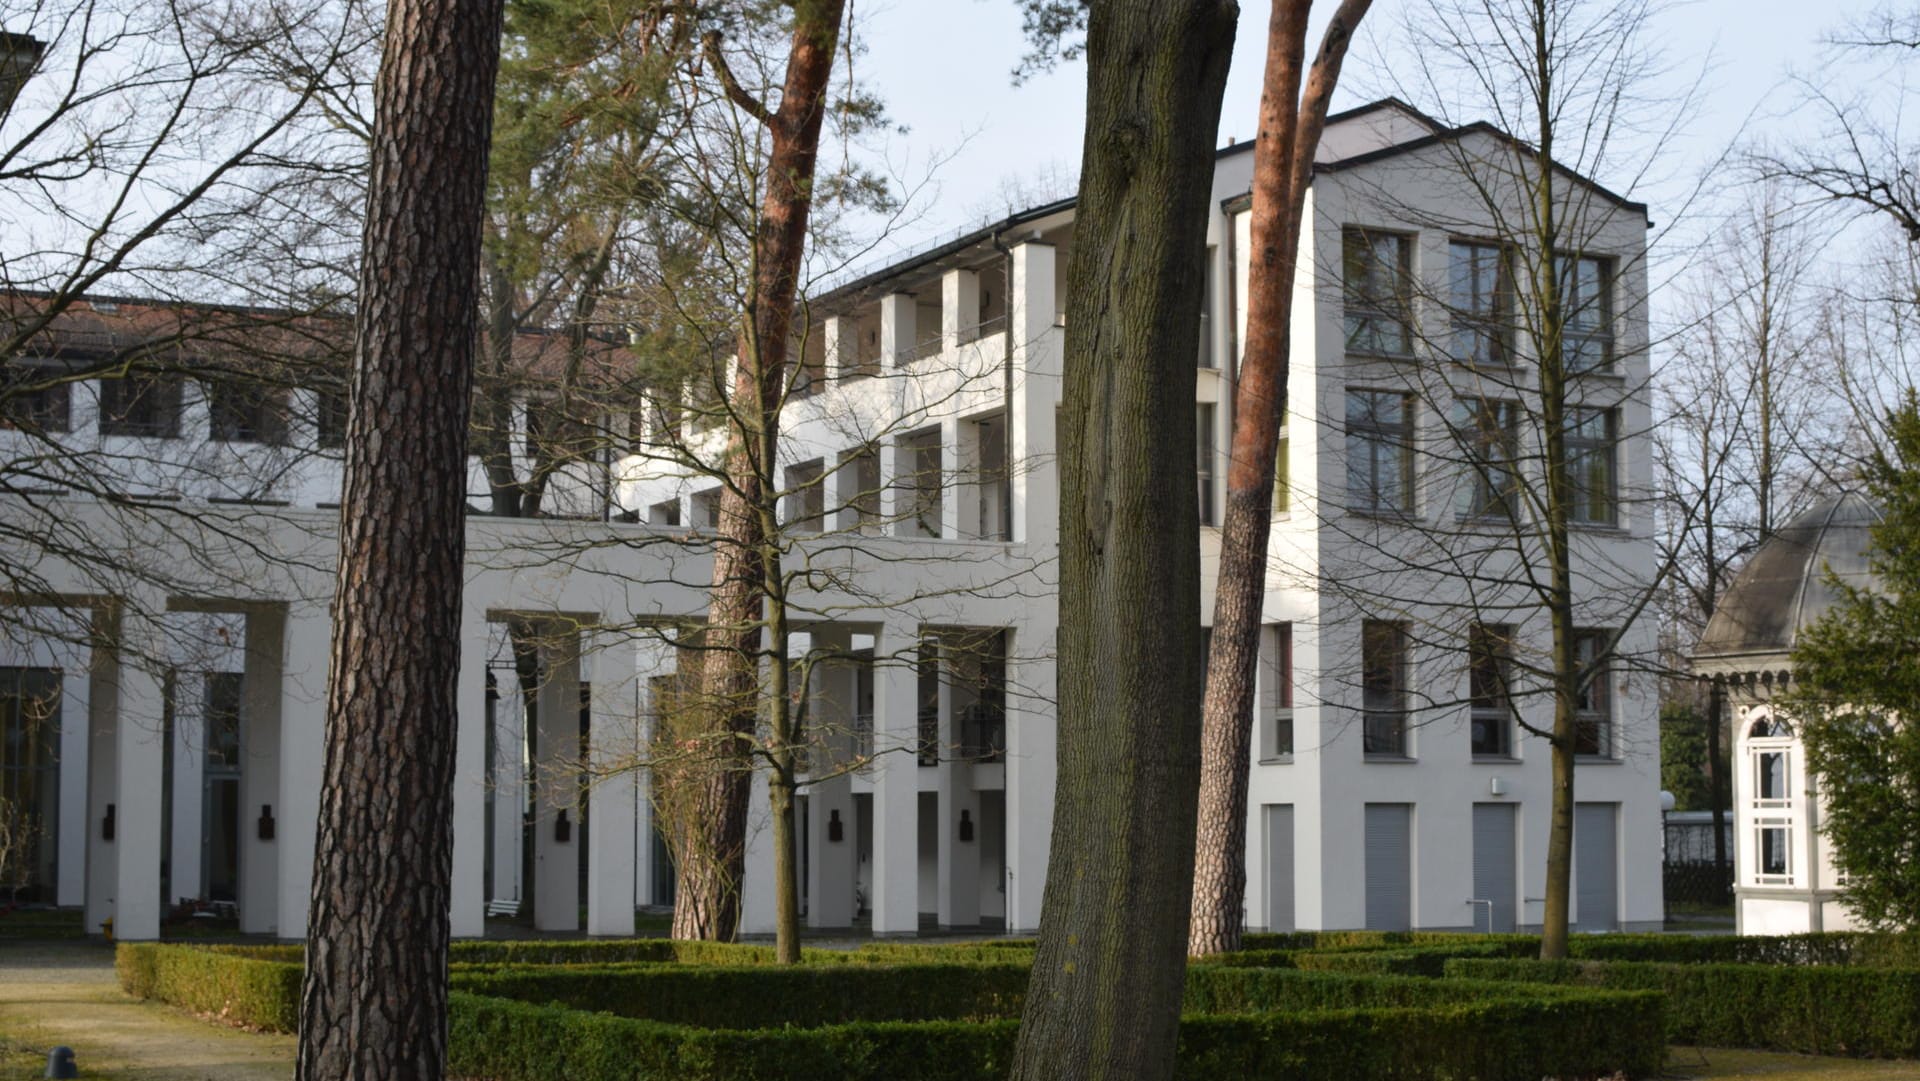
[
  {"left": 446, "top": 984, "right": 1663, "bottom": 1081},
  {"left": 116, "top": 942, "right": 302, "bottom": 1032},
  {"left": 1448, "top": 956, "right": 1920, "bottom": 1058}
]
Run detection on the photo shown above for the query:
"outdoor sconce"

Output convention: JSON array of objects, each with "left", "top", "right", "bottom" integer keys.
[
  {"left": 958, "top": 809, "right": 975, "bottom": 844},
  {"left": 827, "top": 809, "right": 844, "bottom": 843},
  {"left": 555, "top": 809, "right": 572, "bottom": 844},
  {"left": 1488, "top": 776, "right": 1508, "bottom": 798},
  {"left": 101, "top": 804, "right": 115, "bottom": 842},
  {"left": 257, "top": 804, "right": 276, "bottom": 842}
]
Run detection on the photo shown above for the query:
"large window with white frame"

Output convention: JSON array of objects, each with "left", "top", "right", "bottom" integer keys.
[
  {"left": 1748, "top": 715, "right": 1795, "bottom": 886},
  {"left": 1362, "top": 620, "right": 1410, "bottom": 758},
  {"left": 1555, "top": 253, "right": 1615, "bottom": 374},
  {"left": 1468, "top": 622, "right": 1514, "bottom": 758},
  {"left": 1562, "top": 406, "right": 1619, "bottom": 525},
  {"left": 1450, "top": 240, "right": 1513, "bottom": 366},
  {"left": 1343, "top": 228, "right": 1413, "bottom": 356},
  {"left": 1453, "top": 397, "right": 1519, "bottom": 519},
  {"left": 1346, "top": 390, "right": 1414, "bottom": 515},
  {"left": 1572, "top": 629, "right": 1614, "bottom": 757}
]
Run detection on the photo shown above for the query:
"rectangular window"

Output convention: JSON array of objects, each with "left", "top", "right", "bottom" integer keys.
[
  {"left": 1756, "top": 820, "right": 1792, "bottom": 882},
  {"left": 692, "top": 487, "right": 721, "bottom": 529},
  {"left": 917, "top": 641, "right": 939, "bottom": 766},
  {"left": 98, "top": 374, "right": 182, "bottom": 438},
  {"left": 648, "top": 498, "right": 681, "bottom": 527},
  {"left": 1261, "top": 623, "right": 1294, "bottom": 760},
  {"left": 1556, "top": 253, "right": 1615, "bottom": 374},
  {"left": 1563, "top": 407, "right": 1618, "bottom": 525},
  {"left": 784, "top": 458, "right": 825, "bottom": 533},
  {"left": 839, "top": 444, "right": 881, "bottom": 532},
  {"left": 1343, "top": 229, "right": 1412, "bottom": 356},
  {"left": 1572, "top": 629, "right": 1613, "bottom": 757},
  {"left": 899, "top": 429, "right": 942, "bottom": 538},
  {"left": 1362, "top": 620, "right": 1410, "bottom": 757},
  {"left": 1450, "top": 240, "right": 1512, "bottom": 366},
  {"left": 1197, "top": 403, "right": 1217, "bottom": 526},
  {"left": 1756, "top": 750, "right": 1789, "bottom": 804},
  {"left": 1273, "top": 424, "right": 1291, "bottom": 516},
  {"left": 1454, "top": 398, "right": 1519, "bottom": 519},
  {"left": 1468, "top": 623, "right": 1513, "bottom": 758},
  {"left": 1346, "top": 390, "right": 1414, "bottom": 514},
  {"left": 1199, "top": 245, "right": 1216, "bottom": 369},
  {"left": 206, "top": 380, "right": 289, "bottom": 445},
  {"left": 316, "top": 387, "right": 349, "bottom": 449},
  {"left": 1, "top": 365, "right": 72, "bottom": 433},
  {"left": 0, "top": 667, "right": 63, "bottom": 903}
]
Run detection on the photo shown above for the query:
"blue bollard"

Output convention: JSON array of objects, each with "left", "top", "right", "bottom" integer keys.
[{"left": 44, "top": 1045, "right": 78, "bottom": 1079}]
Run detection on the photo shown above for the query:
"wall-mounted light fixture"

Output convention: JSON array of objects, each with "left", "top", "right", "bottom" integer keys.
[
  {"left": 958, "top": 809, "right": 975, "bottom": 843},
  {"left": 257, "top": 804, "right": 276, "bottom": 842},
  {"left": 555, "top": 809, "right": 572, "bottom": 844},
  {"left": 827, "top": 809, "right": 844, "bottom": 843},
  {"left": 1488, "top": 777, "right": 1508, "bottom": 798}
]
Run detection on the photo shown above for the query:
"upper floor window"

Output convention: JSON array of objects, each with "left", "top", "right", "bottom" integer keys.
[
  {"left": 1450, "top": 241, "right": 1512, "bottom": 366},
  {"left": 1, "top": 364, "right": 71, "bottom": 433},
  {"left": 1346, "top": 390, "right": 1414, "bottom": 515},
  {"left": 898, "top": 429, "right": 942, "bottom": 538},
  {"left": 1343, "top": 228, "right": 1412, "bottom": 356},
  {"left": 316, "top": 386, "right": 349, "bottom": 449},
  {"left": 1199, "top": 244, "right": 1217, "bottom": 369},
  {"left": 1273, "top": 422, "right": 1291, "bottom": 517},
  {"left": 1556, "top": 253, "right": 1615, "bottom": 374},
  {"left": 1453, "top": 398, "right": 1519, "bottom": 519},
  {"left": 98, "top": 374, "right": 182, "bottom": 438},
  {"left": 1261, "top": 623, "right": 1294, "bottom": 760},
  {"left": 784, "top": 458, "right": 825, "bottom": 534},
  {"left": 1362, "top": 619, "right": 1410, "bottom": 758},
  {"left": 1572, "top": 629, "right": 1613, "bottom": 757},
  {"left": 1197, "top": 403, "right": 1217, "bottom": 526},
  {"left": 1562, "top": 406, "right": 1618, "bottom": 525},
  {"left": 839, "top": 444, "right": 882, "bottom": 533},
  {"left": 1468, "top": 623, "right": 1514, "bottom": 758},
  {"left": 206, "top": 380, "right": 289, "bottom": 446}
]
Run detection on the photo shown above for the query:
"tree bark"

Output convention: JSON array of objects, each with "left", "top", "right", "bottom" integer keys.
[
  {"left": 295, "top": 0, "right": 503, "bottom": 1074},
  {"left": 669, "top": 0, "right": 844, "bottom": 945},
  {"left": 1189, "top": 0, "right": 1369, "bottom": 957},
  {"left": 1008, "top": 3, "right": 1236, "bottom": 1078}
]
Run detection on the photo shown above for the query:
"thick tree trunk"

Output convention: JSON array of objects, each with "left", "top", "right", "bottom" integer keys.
[
  {"left": 668, "top": 0, "right": 844, "bottom": 944},
  {"left": 295, "top": 0, "right": 502, "bottom": 1075},
  {"left": 1190, "top": 0, "right": 1369, "bottom": 957},
  {"left": 1008, "top": 4, "right": 1236, "bottom": 1079}
]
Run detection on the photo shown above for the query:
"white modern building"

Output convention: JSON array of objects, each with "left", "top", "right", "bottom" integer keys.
[
  {"left": 0, "top": 98, "right": 1664, "bottom": 941},
  {"left": 1692, "top": 492, "right": 1881, "bottom": 934}
]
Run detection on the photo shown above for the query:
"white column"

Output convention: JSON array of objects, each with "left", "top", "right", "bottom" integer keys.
[
  {"left": 112, "top": 604, "right": 168, "bottom": 941},
  {"left": 83, "top": 621, "right": 118, "bottom": 936},
  {"left": 1008, "top": 240, "right": 1060, "bottom": 546},
  {"left": 879, "top": 292, "right": 916, "bottom": 368},
  {"left": 1003, "top": 623, "right": 1055, "bottom": 933},
  {"left": 869, "top": 624, "right": 920, "bottom": 934},
  {"left": 238, "top": 606, "right": 284, "bottom": 935},
  {"left": 741, "top": 767, "right": 775, "bottom": 935},
  {"left": 805, "top": 626, "right": 857, "bottom": 928},
  {"left": 450, "top": 610, "right": 490, "bottom": 937},
  {"left": 942, "top": 268, "right": 981, "bottom": 348},
  {"left": 166, "top": 674, "right": 204, "bottom": 913},
  {"left": 490, "top": 661, "right": 527, "bottom": 916},
  {"left": 276, "top": 602, "right": 330, "bottom": 939},
  {"left": 533, "top": 630, "right": 581, "bottom": 932},
  {"left": 56, "top": 657, "right": 90, "bottom": 908},
  {"left": 936, "top": 643, "right": 981, "bottom": 927},
  {"left": 586, "top": 630, "right": 638, "bottom": 937},
  {"left": 938, "top": 419, "right": 962, "bottom": 541}
]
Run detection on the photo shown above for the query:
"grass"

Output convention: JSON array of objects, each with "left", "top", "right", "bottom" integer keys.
[{"left": 1669, "top": 1047, "right": 1920, "bottom": 1080}]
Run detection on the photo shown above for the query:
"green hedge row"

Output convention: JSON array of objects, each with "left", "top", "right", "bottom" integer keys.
[
  {"left": 1448, "top": 957, "right": 1920, "bottom": 1058},
  {"left": 446, "top": 986, "right": 1663, "bottom": 1081},
  {"left": 116, "top": 942, "right": 302, "bottom": 1032}
]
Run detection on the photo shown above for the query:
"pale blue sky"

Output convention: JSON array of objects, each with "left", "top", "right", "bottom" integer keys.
[{"left": 850, "top": 0, "right": 1883, "bottom": 259}]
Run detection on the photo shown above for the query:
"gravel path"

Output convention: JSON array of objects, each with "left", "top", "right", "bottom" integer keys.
[{"left": 0, "top": 939, "right": 293, "bottom": 1080}]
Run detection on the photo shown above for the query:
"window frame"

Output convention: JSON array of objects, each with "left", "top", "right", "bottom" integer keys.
[
  {"left": 1, "top": 362, "right": 73, "bottom": 433},
  {"left": 1571, "top": 629, "right": 1614, "bottom": 758},
  {"left": 1260, "top": 623, "right": 1294, "bottom": 762},
  {"left": 1562, "top": 406, "right": 1619, "bottom": 526},
  {"left": 1345, "top": 389, "right": 1415, "bottom": 516},
  {"left": 1454, "top": 397, "right": 1521, "bottom": 520},
  {"left": 1449, "top": 239, "right": 1515, "bottom": 367},
  {"left": 97, "top": 373, "right": 183, "bottom": 439},
  {"left": 1468, "top": 622, "right": 1515, "bottom": 759},
  {"left": 1342, "top": 227, "right": 1414, "bottom": 358},
  {"left": 1555, "top": 252, "right": 1616, "bottom": 375},
  {"left": 205, "top": 378, "right": 290, "bottom": 446},
  {"left": 1362, "top": 619, "right": 1411, "bottom": 759},
  {"left": 1196, "top": 402, "right": 1217, "bottom": 527}
]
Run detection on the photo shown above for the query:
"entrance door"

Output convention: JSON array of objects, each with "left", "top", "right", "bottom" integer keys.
[
  {"left": 0, "top": 667, "right": 62, "bottom": 903},
  {"left": 1263, "top": 804, "right": 1295, "bottom": 932},
  {"left": 201, "top": 672, "right": 244, "bottom": 904},
  {"left": 1472, "top": 803, "right": 1517, "bottom": 932},
  {"left": 1574, "top": 802, "right": 1618, "bottom": 933},
  {"left": 1364, "top": 803, "right": 1412, "bottom": 931}
]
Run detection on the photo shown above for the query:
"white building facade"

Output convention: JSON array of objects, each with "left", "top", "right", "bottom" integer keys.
[{"left": 0, "top": 99, "right": 1663, "bottom": 941}]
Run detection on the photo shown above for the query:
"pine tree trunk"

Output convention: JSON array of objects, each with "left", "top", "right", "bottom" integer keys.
[
  {"left": 669, "top": 0, "right": 844, "bottom": 943},
  {"left": 1190, "top": 0, "right": 1368, "bottom": 957},
  {"left": 295, "top": 0, "right": 503, "bottom": 1074},
  {"left": 1008, "top": 3, "right": 1236, "bottom": 1078}
]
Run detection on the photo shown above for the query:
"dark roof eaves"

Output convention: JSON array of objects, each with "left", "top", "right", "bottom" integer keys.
[{"left": 813, "top": 196, "right": 1079, "bottom": 308}]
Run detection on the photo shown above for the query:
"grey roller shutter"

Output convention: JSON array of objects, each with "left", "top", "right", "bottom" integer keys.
[
  {"left": 1364, "top": 803, "right": 1412, "bottom": 931},
  {"left": 1264, "top": 804, "right": 1295, "bottom": 932},
  {"left": 1574, "top": 802, "right": 1618, "bottom": 932},
  {"left": 1471, "top": 803, "right": 1517, "bottom": 932}
]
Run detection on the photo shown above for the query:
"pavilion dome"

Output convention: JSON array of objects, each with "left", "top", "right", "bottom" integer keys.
[{"left": 1694, "top": 491, "right": 1884, "bottom": 668}]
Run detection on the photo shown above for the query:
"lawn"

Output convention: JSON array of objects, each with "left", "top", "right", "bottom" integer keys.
[{"left": 1671, "top": 1047, "right": 1920, "bottom": 1080}]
